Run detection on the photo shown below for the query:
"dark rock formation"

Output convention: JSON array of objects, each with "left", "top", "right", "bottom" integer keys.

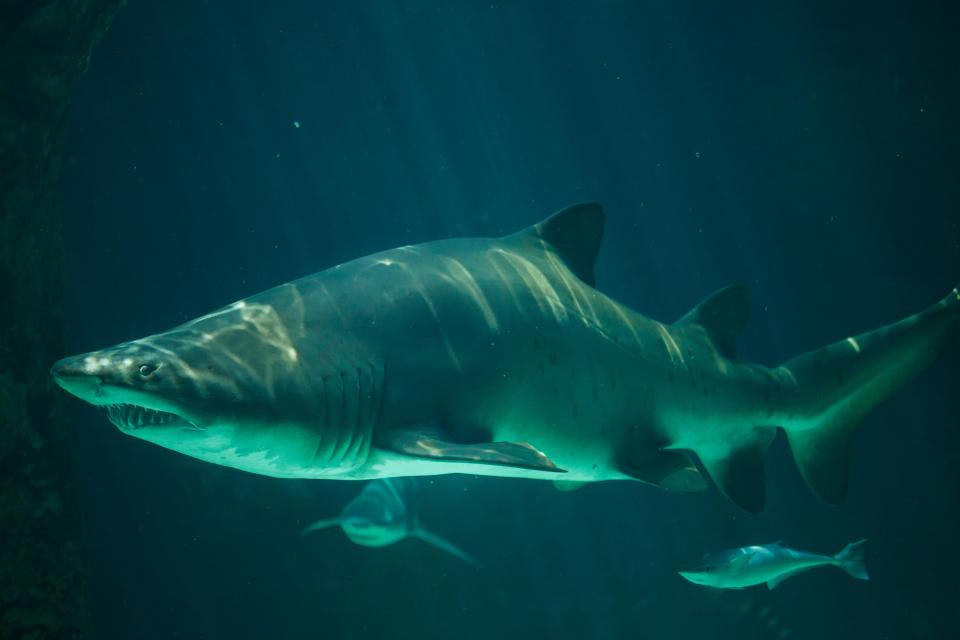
[{"left": 0, "top": 2, "right": 124, "bottom": 638}]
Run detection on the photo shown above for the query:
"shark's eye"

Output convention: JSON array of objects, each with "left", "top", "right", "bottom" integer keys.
[{"left": 138, "top": 364, "right": 156, "bottom": 377}]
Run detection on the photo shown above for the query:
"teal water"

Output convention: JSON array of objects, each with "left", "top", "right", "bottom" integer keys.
[{"left": 61, "top": 1, "right": 958, "bottom": 638}]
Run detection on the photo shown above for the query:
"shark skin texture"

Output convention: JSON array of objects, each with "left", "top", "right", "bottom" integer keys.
[{"left": 51, "top": 203, "right": 959, "bottom": 512}]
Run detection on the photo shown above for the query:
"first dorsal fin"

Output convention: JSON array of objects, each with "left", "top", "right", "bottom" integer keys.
[
  {"left": 675, "top": 285, "right": 751, "bottom": 359},
  {"left": 508, "top": 203, "right": 605, "bottom": 286}
]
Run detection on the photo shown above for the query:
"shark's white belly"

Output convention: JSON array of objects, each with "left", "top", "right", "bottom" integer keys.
[{"left": 134, "top": 422, "right": 357, "bottom": 479}]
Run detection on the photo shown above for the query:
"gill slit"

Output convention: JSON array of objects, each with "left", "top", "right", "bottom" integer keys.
[
  {"left": 345, "top": 362, "right": 373, "bottom": 462},
  {"left": 331, "top": 370, "right": 351, "bottom": 462},
  {"left": 312, "top": 361, "right": 384, "bottom": 467},
  {"left": 313, "top": 375, "right": 330, "bottom": 463}
]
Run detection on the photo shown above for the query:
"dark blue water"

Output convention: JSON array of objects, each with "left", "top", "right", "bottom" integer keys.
[{"left": 62, "top": 1, "right": 958, "bottom": 638}]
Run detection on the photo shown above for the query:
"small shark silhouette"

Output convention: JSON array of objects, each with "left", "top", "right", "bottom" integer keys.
[{"left": 302, "top": 478, "right": 478, "bottom": 566}]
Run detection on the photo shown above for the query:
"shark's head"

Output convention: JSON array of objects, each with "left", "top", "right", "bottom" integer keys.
[
  {"left": 50, "top": 299, "right": 330, "bottom": 474},
  {"left": 337, "top": 479, "right": 411, "bottom": 547},
  {"left": 340, "top": 517, "right": 405, "bottom": 547},
  {"left": 51, "top": 339, "right": 210, "bottom": 433}
]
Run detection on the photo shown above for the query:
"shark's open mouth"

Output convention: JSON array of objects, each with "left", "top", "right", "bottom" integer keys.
[{"left": 104, "top": 403, "right": 186, "bottom": 431}]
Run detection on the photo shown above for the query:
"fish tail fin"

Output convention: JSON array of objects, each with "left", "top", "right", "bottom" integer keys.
[
  {"left": 411, "top": 527, "right": 480, "bottom": 568},
  {"left": 778, "top": 286, "right": 959, "bottom": 503},
  {"left": 834, "top": 539, "right": 870, "bottom": 580},
  {"left": 300, "top": 518, "right": 341, "bottom": 536}
]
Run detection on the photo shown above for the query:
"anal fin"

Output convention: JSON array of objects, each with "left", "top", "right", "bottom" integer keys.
[{"left": 376, "top": 430, "right": 565, "bottom": 473}]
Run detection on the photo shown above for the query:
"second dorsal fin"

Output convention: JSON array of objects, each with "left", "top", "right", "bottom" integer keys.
[{"left": 675, "top": 285, "right": 751, "bottom": 360}]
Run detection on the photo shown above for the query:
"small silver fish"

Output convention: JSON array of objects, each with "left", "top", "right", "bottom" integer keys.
[{"left": 679, "top": 540, "right": 869, "bottom": 590}]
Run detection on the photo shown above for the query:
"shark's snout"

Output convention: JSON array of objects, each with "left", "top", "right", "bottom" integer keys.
[
  {"left": 51, "top": 354, "right": 94, "bottom": 379},
  {"left": 51, "top": 355, "right": 105, "bottom": 401}
]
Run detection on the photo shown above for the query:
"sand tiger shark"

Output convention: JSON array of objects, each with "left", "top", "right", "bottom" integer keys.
[
  {"left": 302, "top": 478, "right": 478, "bottom": 566},
  {"left": 51, "top": 203, "right": 959, "bottom": 512}
]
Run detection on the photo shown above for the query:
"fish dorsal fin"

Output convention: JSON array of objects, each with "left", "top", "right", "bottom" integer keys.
[
  {"left": 675, "top": 285, "right": 750, "bottom": 359},
  {"left": 508, "top": 203, "right": 605, "bottom": 286}
]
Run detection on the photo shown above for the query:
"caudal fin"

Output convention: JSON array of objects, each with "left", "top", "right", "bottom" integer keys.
[
  {"left": 834, "top": 539, "right": 870, "bottom": 580},
  {"left": 780, "top": 286, "right": 959, "bottom": 503}
]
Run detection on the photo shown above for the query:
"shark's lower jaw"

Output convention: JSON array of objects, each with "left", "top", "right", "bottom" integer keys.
[{"left": 103, "top": 403, "right": 192, "bottom": 432}]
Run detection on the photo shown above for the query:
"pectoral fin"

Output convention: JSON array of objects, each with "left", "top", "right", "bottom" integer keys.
[{"left": 376, "top": 430, "right": 565, "bottom": 473}]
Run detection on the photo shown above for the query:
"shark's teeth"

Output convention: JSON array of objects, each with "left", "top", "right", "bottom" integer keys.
[{"left": 102, "top": 403, "right": 182, "bottom": 431}]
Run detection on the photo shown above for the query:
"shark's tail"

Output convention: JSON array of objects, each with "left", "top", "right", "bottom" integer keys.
[
  {"left": 834, "top": 539, "right": 870, "bottom": 580},
  {"left": 778, "top": 285, "right": 959, "bottom": 503}
]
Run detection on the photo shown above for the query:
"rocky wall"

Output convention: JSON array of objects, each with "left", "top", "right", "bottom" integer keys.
[{"left": 0, "top": 2, "right": 124, "bottom": 638}]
